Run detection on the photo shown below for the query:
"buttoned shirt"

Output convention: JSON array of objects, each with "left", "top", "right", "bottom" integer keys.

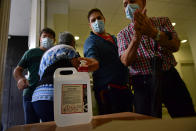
[{"left": 117, "top": 17, "right": 177, "bottom": 76}]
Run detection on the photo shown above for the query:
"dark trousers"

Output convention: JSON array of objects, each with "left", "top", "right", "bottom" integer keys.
[
  {"left": 23, "top": 96, "right": 40, "bottom": 124},
  {"left": 132, "top": 67, "right": 195, "bottom": 118},
  {"left": 94, "top": 87, "right": 133, "bottom": 115},
  {"left": 32, "top": 100, "right": 54, "bottom": 122}
]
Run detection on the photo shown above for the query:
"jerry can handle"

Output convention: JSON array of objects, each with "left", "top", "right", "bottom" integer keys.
[{"left": 54, "top": 67, "right": 78, "bottom": 77}]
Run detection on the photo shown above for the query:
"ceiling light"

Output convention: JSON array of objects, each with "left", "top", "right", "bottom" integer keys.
[
  {"left": 74, "top": 36, "right": 79, "bottom": 41},
  {"left": 181, "top": 40, "right": 187, "bottom": 43},
  {"left": 172, "top": 23, "right": 176, "bottom": 26}
]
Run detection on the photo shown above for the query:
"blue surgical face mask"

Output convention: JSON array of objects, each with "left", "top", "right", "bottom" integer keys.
[
  {"left": 92, "top": 20, "right": 105, "bottom": 33},
  {"left": 41, "top": 37, "right": 54, "bottom": 49},
  {"left": 125, "top": 4, "right": 140, "bottom": 20}
]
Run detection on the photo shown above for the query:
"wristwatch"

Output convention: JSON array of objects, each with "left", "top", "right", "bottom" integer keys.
[
  {"left": 164, "top": 31, "right": 173, "bottom": 40},
  {"left": 154, "top": 30, "right": 173, "bottom": 41}
]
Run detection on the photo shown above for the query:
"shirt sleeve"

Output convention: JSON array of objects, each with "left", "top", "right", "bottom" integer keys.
[
  {"left": 83, "top": 38, "right": 101, "bottom": 63},
  {"left": 161, "top": 17, "right": 178, "bottom": 41},
  {"left": 117, "top": 32, "right": 129, "bottom": 57},
  {"left": 17, "top": 50, "right": 29, "bottom": 69},
  {"left": 161, "top": 17, "right": 177, "bottom": 34},
  {"left": 39, "top": 53, "right": 47, "bottom": 79},
  {"left": 38, "top": 58, "right": 73, "bottom": 85}
]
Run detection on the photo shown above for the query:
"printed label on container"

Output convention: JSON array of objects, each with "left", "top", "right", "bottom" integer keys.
[{"left": 61, "top": 84, "right": 88, "bottom": 114}]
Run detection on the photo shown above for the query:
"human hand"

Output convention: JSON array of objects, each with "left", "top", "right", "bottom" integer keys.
[
  {"left": 17, "top": 78, "right": 29, "bottom": 90},
  {"left": 134, "top": 8, "right": 157, "bottom": 38},
  {"left": 132, "top": 29, "right": 142, "bottom": 44},
  {"left": 70, "top": 58, "right": 81, "bottom": 69},
  {"left": 78, "top": 57, "right": 99, "bottom": 72}
]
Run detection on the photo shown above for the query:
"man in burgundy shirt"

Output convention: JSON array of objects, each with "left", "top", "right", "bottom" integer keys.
[{"left": 117, "top": 0, "right": 195, "bottom": 118}]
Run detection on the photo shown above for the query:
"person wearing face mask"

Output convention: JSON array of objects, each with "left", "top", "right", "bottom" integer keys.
[
  {"left": 84, "top": 8, "right": 133, "bottom": 115},
  {"left": 13, "top": 27, "right": 55, "bottom": 124},
  {"left": 117, "top": 0, "right": 195, "bottom": 118}
]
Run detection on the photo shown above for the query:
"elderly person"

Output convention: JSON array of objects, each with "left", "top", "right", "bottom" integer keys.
[
  {"left": 32, "top": 31, "right": 98, "bottom": 122},
  {"left": 117, "top": 0, "right": 195, "bottom": 118}
]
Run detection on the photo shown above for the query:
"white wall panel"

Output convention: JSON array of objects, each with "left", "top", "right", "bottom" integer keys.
[{"left": 9, "top": 0, "right": 31, "bottom": 36}]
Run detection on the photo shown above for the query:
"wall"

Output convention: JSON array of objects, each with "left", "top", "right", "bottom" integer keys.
[
  {"left": 1, "top": 36, "right": 28, "bottom": 131},
  {"left": 8, "top": 0, "right": 31, "bottom": 36},
  {"left": 187, "top": 25, "right": 196, "bottom": 72},
  {"left": 1, "top": 0, "right": 32, "bottom": 130},
  {"left": 0, "top": 0, "right": 11, "bottom": 129},
  {"left": 28, "top": 0, "right": 41, "bottom": 49},
  {"left": 46, "top": 0, "right": 69, "bottom": 43},
  {"left": 174, "top": 44, "right": 194, "bottom": 76},
  {"left": 174, "top": 43, "right": 196, "bottom": 107}
]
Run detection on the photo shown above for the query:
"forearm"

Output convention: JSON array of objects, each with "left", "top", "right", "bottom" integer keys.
[
  {"left": 120, "top": 39, "right": 140, "bottom": 66},
  {"left": 13, "top": 66, "right": 25, "bottom": 81},
  {"left": 152, "top": 30, "right": 180, "bottom": 52},
  {"left": 159, "top": 31, "right": 180, "bottom": 52}
]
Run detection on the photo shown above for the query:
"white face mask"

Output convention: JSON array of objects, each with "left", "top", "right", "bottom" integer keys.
[
  {"left": 125, "top": 4, "right": 140, "bottom": 20},
  {"left": 41, "top": 37, "right": 54, "bottom": 49},
  {"left": 92, "top": 20, "right": 105, "bottom": 33}
]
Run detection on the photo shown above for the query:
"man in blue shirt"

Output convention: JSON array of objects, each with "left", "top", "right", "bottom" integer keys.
[{"left": 84, "top": 8, "right": 133, "bottom": 115}]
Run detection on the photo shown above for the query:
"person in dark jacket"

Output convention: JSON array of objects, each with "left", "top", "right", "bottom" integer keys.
[{"left": 84, "top": 8, "right": 133, "bottom": 115}]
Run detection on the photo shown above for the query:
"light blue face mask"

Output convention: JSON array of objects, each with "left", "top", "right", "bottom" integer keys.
[
  {"left": 92, "top": 20, "right": 105, "bottom": 33},
  {"left": 125, "top": 4, "right": 140, "bottom": 20},
  {"left": 41, "top": 37, "right": 54, "bottom": 49}
]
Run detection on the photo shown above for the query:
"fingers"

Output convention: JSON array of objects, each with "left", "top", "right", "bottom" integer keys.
[
  {"left": 134, "top": 9, "right": 155, "bottom": 37},
  {"left": 133, "top": 30, "right": 142, "bottom": 43},
  {"left": 142, "top": 8, "right": 147, "bottom": 16},
  {"left": 134, "top": 10, "right": 144, "bottom": 25},
  {"left": 78, "top": 57, "right": 90, "bottom": 61},
  {"left": 134, "top": 10, "right": 147, "bottom": 32},
  {"left": 78, "top": 57, "right": 99, "bottom": 72},
  {"left": 88, "top": 59, "right": 99, "bottom": 72},
  {"left": 134, "top": 20, "right": 143, "bottom": 35},
  {"left": 71, "top": 58, "right": 80, "bottom": 69},
  {"left": 17, "top": 78, "right": 28, "bottom": 90}
]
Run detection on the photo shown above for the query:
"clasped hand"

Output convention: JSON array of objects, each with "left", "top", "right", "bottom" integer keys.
[
  {"left": 17, "top": 78, "right": 29, "bottom": 90},
  {"left": 133, "top": 8, "right": 157, "bottom": 39}
]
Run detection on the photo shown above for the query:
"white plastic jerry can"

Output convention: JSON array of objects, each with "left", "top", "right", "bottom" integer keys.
[{"left": 54, "top": 67, "right": 92, "bottom": 127}]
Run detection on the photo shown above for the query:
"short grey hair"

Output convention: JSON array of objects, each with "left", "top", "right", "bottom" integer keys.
[{"left": 58, "top": 31, "right": 75, "bottom": 46}]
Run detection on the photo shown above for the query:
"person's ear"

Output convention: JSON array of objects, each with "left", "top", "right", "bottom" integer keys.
[
  {"left": 72, "top": 40, "right": 76, "bottom": 49},
  {"left": 39, "top": 37, "right": 42, "bottom": 43},
  {"left": 104, "top": 17, "right": 106, "bottom": 23},
  {"left": 89, "top": 22, "right": 92, "bottom": 30}
]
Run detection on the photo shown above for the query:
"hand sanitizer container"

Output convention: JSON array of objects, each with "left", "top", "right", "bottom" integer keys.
[{"left": 54, "top": 67, "right": 92, "bottom": 127}]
